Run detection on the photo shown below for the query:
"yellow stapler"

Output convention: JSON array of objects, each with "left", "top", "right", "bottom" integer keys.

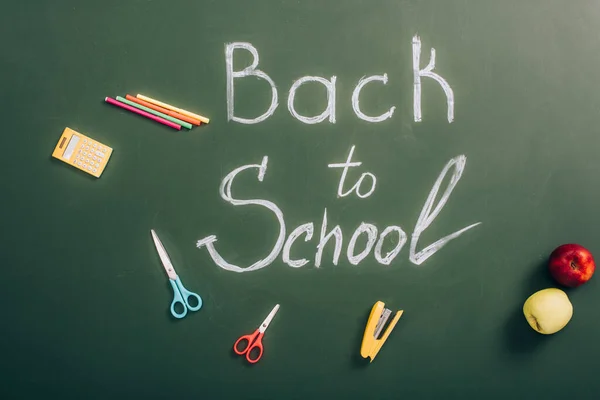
[{"left": 360, "top": 301, "right": 403, "bottom": 362}]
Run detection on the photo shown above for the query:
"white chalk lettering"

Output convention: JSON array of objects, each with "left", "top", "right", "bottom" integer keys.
[
  {"left": 351, "top": 74, "right": 396, "bottom": 122},
  {"left": 314, "top": 208, "right": 343, "bottom": 267},
  {"left": 196, "top": 154, "right": 481, "bottom": 271},
  {"left": 225, "top": 42, "right": 278, "bottom": 124},
  {"left": 412, "top": 35, "right": 455, "bottom": 123},
  {"left": 409, "top": 155, "right": 481, "bottom": 265},
  {"left": 288, "top": 76, "right": 337, "bottom": 124},
  {"left": 347, "top": 223, "right": 378, "bottom": 265},
  {"left": 196, "top": 156, "right": 286, "bottom": 273},
  {"left": 282, "top": 223, "right": 314, "bottom": 268},
  {"left": 224, "top": 38, "right": 458, "bottom": 125},
  {"left": 374, "top": 226, "right": 407, "bottom": 265},
  {"left": 328, "top": 145, "right": 377, "bottom": 199}
]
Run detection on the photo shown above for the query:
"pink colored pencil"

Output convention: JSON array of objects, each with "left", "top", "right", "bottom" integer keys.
[{"left": 104, "top": 97, "right": 181, "bottom": 130}]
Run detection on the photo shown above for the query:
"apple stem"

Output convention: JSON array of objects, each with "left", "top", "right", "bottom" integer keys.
[{"left": 570, "top": 261, "right": 577, "bottom": 270}]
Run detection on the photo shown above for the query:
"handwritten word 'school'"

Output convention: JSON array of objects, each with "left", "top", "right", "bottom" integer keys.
[
  {"left": 225, "top": 36, "right": 455, "bottom": 125},
  {"left": 196, "top": 150, "right": 481, "bottom": 273}
]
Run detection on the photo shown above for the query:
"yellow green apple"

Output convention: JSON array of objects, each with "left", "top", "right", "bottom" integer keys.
[{"left": 522, "top": 288, "right": 573, "bottom": 334}]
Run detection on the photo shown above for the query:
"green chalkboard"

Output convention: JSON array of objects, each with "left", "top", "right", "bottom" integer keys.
[{"left": 3, "top": 0, "right": 600, "bottom": 398}]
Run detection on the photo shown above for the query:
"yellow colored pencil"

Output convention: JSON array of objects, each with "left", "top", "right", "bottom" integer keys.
[{"left": 136, "top": 94, "right": 210, "bottom": 124}]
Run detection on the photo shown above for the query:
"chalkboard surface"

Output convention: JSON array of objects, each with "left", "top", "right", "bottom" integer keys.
[{"left": 3, "top": 1, "right": 600, "bottom": 399}]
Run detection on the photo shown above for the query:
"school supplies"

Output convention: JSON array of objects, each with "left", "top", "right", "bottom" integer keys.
[
  {"left": 150, "top": 229, "right": 203, "bottom": 319},
  {"left": 136, "top": 94, "right": 210, "bottom": 124},
  {"left": 105, "top": 97, "right": 181, "bottom": 130},
  {"left": 233, "top": 304, "right": 280, "bottom": 364},
  {"left": 360, "top": 301, "right": 403, "bottom": 362},
  {"left": 125, "top": 95, "right": 201, "bottom": 126},
  {"left": 51, "top": 127, "right": 113, "bottom": 178},
  {"left": 116, "top": 96, "right": 193, "bottom": 130}
]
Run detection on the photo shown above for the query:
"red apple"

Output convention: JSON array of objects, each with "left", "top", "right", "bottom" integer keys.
[{"left": 548, "top": 244, "right": 596, "bottom": 287}]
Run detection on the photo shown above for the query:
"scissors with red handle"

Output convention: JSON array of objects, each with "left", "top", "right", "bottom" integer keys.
[{"left": 233, "top": 304, "right": 280, "bottom": 364}]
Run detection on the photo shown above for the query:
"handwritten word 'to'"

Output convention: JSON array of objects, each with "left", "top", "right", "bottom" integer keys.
[{"left": 328, "top": 145, "right": 376, "bottom": 199}]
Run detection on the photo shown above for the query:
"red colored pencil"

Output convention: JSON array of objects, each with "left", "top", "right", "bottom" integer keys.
[{"left": 105, "top": 97, "right": 181, "bottom": 130}]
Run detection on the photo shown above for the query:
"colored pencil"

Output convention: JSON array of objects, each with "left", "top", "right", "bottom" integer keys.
[
  {"left": 125, "top": 94, "right": 201, "bottom": 126},
  {"left": 105, "top": 97, "right": 181, "bottom": 130},
  {"left": 136, "top": 94, "right": 210, "bottom": 124},
  {"left": 116, "top": 96, "right": 192, "bottom": 129}
]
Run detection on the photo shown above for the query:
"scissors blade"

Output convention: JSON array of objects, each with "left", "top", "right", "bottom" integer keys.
[
  {"left": 258, "top": 304, "right": 280, "bottom": 333},
  {"left": 150, "top": 229, "right": 178, "bottom": 280}
]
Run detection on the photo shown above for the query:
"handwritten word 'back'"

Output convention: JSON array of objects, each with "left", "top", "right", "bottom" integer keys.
[{"left": 225, "top": 37, "right": 455, "bottom": 125}]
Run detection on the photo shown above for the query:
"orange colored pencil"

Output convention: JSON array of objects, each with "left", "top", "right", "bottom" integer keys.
[{"left": 125, "top": 95, "right": 201, "bottom": 126}]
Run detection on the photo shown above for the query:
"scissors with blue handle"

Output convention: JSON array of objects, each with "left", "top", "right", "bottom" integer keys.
[{"left": 151, "top": 229, "right": 202, "bottom": 319}]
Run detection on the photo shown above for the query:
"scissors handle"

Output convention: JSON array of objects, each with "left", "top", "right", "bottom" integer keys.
[
  {"left": 169, "top": 279, "right": 187, "bottom": 319},
  {"left": 169, "top": 277, "right": 203, "bottom": 319},
  {"left": 175, "top": 276, "right": 203, "bottom": 311},
  {"left": 233, "top": 330, "right": 264, "bottom": 363}
]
